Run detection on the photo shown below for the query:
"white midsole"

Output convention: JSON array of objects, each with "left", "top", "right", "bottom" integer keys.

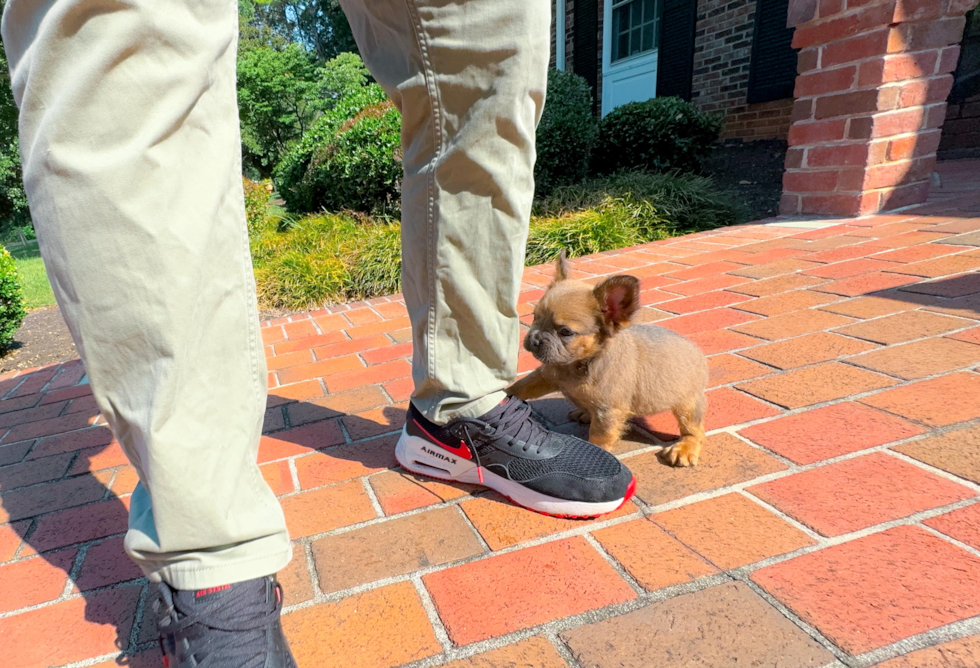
[{"left": 395, "top": 428, "right": 626, "bottom": 516}]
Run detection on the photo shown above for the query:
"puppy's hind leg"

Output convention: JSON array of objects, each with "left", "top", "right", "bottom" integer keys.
[{"left": 661, "top": 394, "right": 707, "bottom": 467}]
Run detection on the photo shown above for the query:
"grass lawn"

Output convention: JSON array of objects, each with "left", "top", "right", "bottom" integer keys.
[{"left": 9, "top": 242, "right": 55, "bottom": 310}]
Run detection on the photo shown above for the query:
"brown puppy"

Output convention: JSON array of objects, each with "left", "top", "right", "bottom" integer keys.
[{"left": 508, "top": 254, "right": 709, "bottom": 466}]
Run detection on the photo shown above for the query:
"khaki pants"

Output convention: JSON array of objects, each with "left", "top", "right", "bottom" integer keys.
[{"left": 2, "top": 0, "right": 548, "bottom": 588}]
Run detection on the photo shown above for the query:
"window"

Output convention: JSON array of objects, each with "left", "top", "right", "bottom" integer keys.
[{"left": 611, "top": 0, "right": 661, "bottom": 63}]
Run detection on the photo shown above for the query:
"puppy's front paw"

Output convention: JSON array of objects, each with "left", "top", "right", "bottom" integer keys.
[
  {"left": 660, "top": 441, "right": 700, "bottom": 467},
  {"left": 568, "top": 408, "right": 592, "bottom": 424}
]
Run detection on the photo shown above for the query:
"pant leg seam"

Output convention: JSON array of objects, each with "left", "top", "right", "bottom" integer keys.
[{"left": 401, "top": 0, "right": 444, "bottom": 390}]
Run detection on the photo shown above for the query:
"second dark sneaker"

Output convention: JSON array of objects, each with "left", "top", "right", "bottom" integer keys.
[
  {"left": 151, "top": 575, "right": 296, "bottom": 668},
  {"left": 397, "top": 396, "right": 635, "bottom": 518}
]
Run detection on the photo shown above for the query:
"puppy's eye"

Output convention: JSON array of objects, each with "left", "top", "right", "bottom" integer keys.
[{"left": 558, "top": 326, "right": 574, "bottom": 338}]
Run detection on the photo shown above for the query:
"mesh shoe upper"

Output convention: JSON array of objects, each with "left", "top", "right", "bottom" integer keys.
[
  {"left": 151, "top": 576, "right": 296, "bottom": 668},
  {"left": 407, "top": 397, "right": 633, "bottom": 504}
]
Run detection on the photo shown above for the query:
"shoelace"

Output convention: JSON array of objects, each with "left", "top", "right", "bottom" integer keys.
[
  {"left": 153, "top": 582, "right": 283, "bottom": 667},
  {"left": 486, "top": 397, "right": 549, "bottom": 453}
]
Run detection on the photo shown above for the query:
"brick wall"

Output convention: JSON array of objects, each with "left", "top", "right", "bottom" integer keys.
[
  {"left": 781, "top": 0, "right": 975, "bottom": 216},
  {"left": 692, "top": 0, "right": 795, "bottom": 140},
  {"left": 553, "top": 0, "right": 792, "bottom": 141}
]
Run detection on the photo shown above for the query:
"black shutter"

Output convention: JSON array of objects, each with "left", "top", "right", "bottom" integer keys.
[
  {"left": 747, "top": 0, "right": 798, "bottom": 104},
  {"left": 950, "top": 8, "right": 980, "bottom": 103},
  {"left": 656, "top": 0, "right": 698, "bottom": 101},
  {"left": 574, "top": 0, "right": 600, "bottom": 111}
]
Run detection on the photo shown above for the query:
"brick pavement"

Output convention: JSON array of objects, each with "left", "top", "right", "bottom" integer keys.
[{"left": 1, "top": 160, "right": 980, "bottom": 667}]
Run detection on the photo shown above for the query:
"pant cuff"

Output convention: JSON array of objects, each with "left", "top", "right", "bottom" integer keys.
[
  {"left": 431, "top": 390, "right": 508, "bottom": 424},
  {"left": 142, "top": 544, "right": 293, "bottom": 591}
]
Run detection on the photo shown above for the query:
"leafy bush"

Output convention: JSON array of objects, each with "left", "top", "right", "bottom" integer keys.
[
  {"left": 250, "top": 208, "right": 397, "bottom": 308},
  {"left": 1, "top": 35, "right": 30, "bottom": 230},
  {"left": 251, "top": 169, "right": 746, "bottom": 309},
  {"left": 525, "top": 198, "right": 653, "bottom": 266},
  {"left": 535, "top": 171, "right": 748, "bottom": 233},
  {"left": 0, "top": 245, "right": 26, "bottom": 348},
  {"left": 275, "top": 84, "right": 402, "bottom": 216},
  {"left": 316, "top": 52, "right": 371, "bottom": 104},
  {"left": 535, "top": 69, "right": 598, "bottom": 197},
  {"left": 0, "top": 139, "right": 28, "bottom": 227},
  {"left": 237, "top": 48, "right": 374, "bottom": 178},
  {"left": 243, "top": 178, "right": 274, "bottom": 232},
  {"left": 237, "top": 43, "right": 321, "bottom": 177},
  {"left": 592, "top": 97, "right": 722, "bottom": 176}
]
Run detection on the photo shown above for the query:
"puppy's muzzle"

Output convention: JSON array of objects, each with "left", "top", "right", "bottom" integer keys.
[{"left": 525, "top": 330, "right": 543, "bottom": 353}]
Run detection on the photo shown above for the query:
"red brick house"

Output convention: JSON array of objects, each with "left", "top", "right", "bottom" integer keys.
[
  {"left": 552, "top": 0, "right": 803, "bottom": 139},
  {"left": 551, "top": 0, "right": 980, "bottom": 215}
]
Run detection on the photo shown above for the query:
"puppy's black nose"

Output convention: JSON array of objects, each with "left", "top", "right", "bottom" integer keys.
[{"left": 527, "top": 330, "right": 541, "bottom": 351}]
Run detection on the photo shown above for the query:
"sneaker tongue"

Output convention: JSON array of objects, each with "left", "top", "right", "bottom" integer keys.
[{"left": 480, "top": 395, "right": 518, "bottom": 423}]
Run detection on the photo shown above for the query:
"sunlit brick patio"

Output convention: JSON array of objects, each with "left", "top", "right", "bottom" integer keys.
[{"left": 2, "top": 160, "right": 980, "bottom": 668}]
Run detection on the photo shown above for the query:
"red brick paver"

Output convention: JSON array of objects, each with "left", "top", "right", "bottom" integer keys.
[
  {"left": 753, "top": 526, "right": 980, "bottom": 655},
  {"left": 1, "top": 161, "right": 980, "bottom": 666}
]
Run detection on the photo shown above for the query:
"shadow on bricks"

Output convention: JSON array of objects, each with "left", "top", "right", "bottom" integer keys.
[
  {"left": 0, "top": 364, "right": 136, "bottom": 657},
  {"left": 0, "top": 376, "right": 666, "bottom": 661}
]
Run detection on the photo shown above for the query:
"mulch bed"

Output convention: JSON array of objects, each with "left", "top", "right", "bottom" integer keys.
[
  {"left": 0, "top": 305, "right": 78, "bottom": 373},
  {"left": 703, "top": 139, "right": 787, "bottom": 221}
]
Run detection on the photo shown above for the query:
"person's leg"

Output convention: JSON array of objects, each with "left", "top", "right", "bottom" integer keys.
[
  {"left": 340, "top": 0, "right": 549, "bottom": 425},
  {"left": 2, "top": 0, "right": 289, "bottom": 589},
  {"left": 341, "top": 0, "right": 636, "bottom": 517}
]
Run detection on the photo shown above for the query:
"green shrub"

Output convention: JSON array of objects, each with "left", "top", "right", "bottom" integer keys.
[
  {"left": 316, "top": 52, "right": 372, "bottom": 105},
  {"left": 535, "top": 69, "right": 598, "bottom": 197},
  {"left": 0, "top": 245, "right": 26, "bottom": 348},
  {"left": 535, "top": 171, "right": 748, "bottom": 234},
  {"left": 275, "top": 84, "right": 402, "bottom": 216},
  {"left": 243, "top": 178, "right": 274, "bottom": 232},
  {"left": 592, "top": 97, "right": 722, "bottom": 176},
  {"left": 237, "top": 43, "right": 321, "bottom": 177},
  {"left": 250, "top": 209, "right": 403, "bottom": 308},
  {"left": 237, "top": 49, "right": 375, "bottom": 179},
  {"left": 525, "top": 198, "right": 653, "bottom": 266},
  {"left": 1, "top": 35, "right": 30, "bottom": 229},
  {"left": 252, "top": 169, "right": 746, "bottom": 310}
]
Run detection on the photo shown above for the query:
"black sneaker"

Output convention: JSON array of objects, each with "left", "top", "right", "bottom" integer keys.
[
  {"left": 151, "top": 575, "right": 297, "bottom": 668},
  {"left": 397, "top": 396, "right": 636, "bottom": 518}
]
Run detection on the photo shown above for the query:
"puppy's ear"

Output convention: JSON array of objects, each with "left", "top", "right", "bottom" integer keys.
[
  {"left": 593, "top": 275, "right": 640, "bottom": 334},
  {"left": 554, "top": 250, "right": 571, "bottom": 283}
]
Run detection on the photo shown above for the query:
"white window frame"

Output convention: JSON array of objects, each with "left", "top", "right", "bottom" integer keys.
[
  {"left": 607, "top": 0, "right": 660, "bottom": 65},
  {"left": 601, "top": 0, "right": 661, "bottom": 115},
  {"left": 555, "top": 0, "right": 566, "bottom": 70}
]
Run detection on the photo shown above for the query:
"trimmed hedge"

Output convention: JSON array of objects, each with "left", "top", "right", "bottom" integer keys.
[
  {"left": 535, "top": 69, "right": 598, "bottom": 197},
  {"left": 275, "top": 84, "right": 402, "bottom": 216},
  {"left": 592, "top": 96, "right": 722, "bottom": 176}
]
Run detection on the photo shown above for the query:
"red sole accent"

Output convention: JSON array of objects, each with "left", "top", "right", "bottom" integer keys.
[
  {"left": 515, "top": 475, "right": 638, "bottom": 520},
  {"left": 405, "top": 465, "right": 637, "bottom": 520}
]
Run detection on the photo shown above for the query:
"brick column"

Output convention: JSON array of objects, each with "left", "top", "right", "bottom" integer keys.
[{"left": 781, "top": 0, "right": 979, "bottom": 217}]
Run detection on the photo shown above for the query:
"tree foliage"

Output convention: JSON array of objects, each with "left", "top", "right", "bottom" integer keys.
[
  {"left": 237, "top": 43, "right": 321, "bottom": 176},
  {"left": 0, "top": 32, "right": 29, "bottom": 228},
  {"left": 240, "top": 0, "right": 357, "bottom": 63},
  {"left": 237, "top": 47, "right": 371, "bottom": 178}
]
